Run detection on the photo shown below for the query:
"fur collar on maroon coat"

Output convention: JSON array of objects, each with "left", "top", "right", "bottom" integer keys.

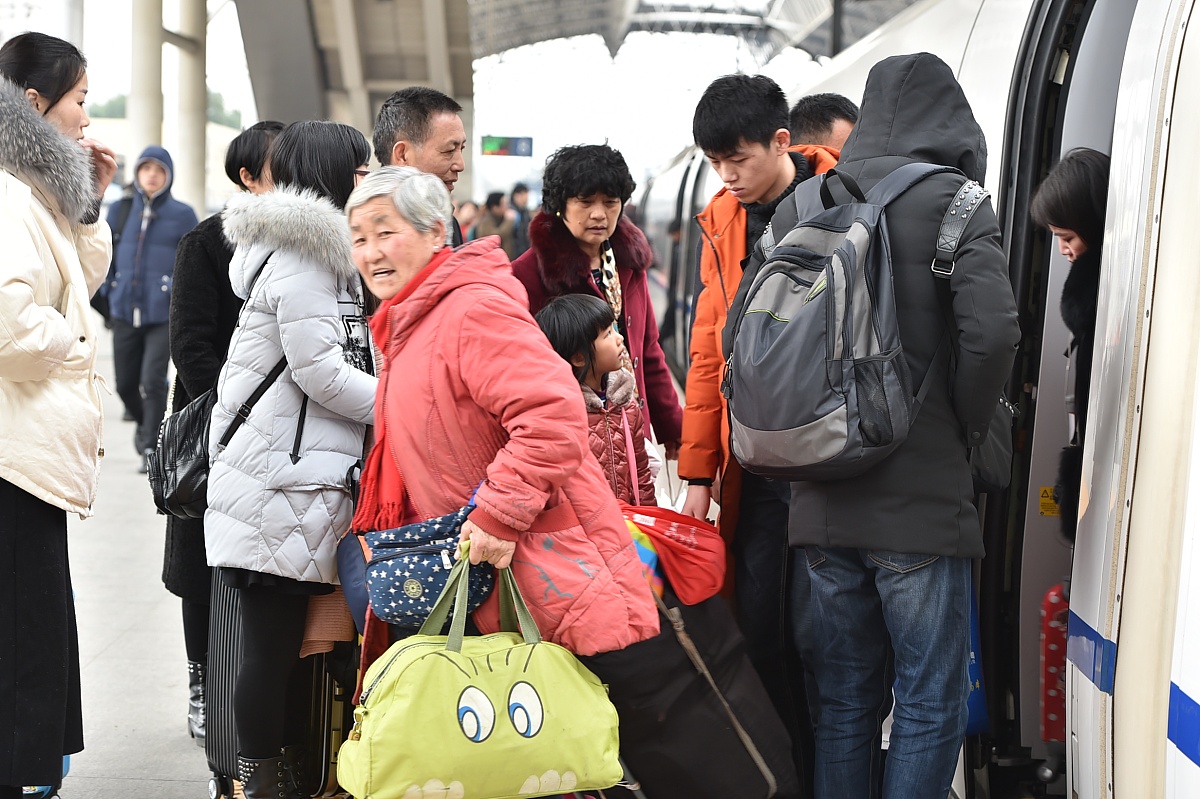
[{"left": 527, "top": 210, "right": 652, "bottom": 296}]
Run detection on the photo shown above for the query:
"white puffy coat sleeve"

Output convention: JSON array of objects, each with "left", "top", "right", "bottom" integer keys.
[{"left": 271, "top": 258, "right": 376, "bottom": 424}]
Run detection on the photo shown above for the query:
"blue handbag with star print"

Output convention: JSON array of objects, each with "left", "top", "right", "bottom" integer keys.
[{"left": 363, "top": 487, "right": 495, "bottom": 630}]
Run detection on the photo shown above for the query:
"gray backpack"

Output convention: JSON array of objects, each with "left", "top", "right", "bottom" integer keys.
[{"left": 722, "top": 162, "right": 980, "bottom": 480}]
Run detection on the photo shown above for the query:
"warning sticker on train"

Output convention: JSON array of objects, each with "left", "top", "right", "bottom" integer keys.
[{"left": 1039, "top": 487, "right": 1060, "bottom": 517}]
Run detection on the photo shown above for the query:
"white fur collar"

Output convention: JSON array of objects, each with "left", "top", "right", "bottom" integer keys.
[{"left": 221, "top": 186, "right": 356, "bottom": 280}]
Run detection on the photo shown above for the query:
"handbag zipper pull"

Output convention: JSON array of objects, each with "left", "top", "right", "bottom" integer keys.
[{"left": 441, "top": 549, "right": 454, "bottom": 570}]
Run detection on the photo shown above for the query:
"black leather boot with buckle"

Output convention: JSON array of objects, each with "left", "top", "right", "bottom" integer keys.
[
  {"left": 237, "top": 755, "right": 290, "bottom": 799},
  {"left": 186, "top": 660, "right": 205, "bottom": 746}
]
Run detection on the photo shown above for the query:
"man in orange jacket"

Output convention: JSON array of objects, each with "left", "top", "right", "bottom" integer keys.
[{"left": 680, "top": 74, "right": 840, "bottom": 792}]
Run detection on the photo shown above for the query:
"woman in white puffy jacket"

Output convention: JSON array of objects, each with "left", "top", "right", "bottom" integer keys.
[
  {"left": 203, "top": 120, "right": 377, "bottom": 793},
  {"left": 0, "top": 33, "right": 118, "bottom": 796}
]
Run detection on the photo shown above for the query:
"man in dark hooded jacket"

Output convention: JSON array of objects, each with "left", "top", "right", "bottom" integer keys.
[
  {"left": 104, "top": 145, "right": 197, "bottom": 471},
  {"left": 733, "top": 54, "right": 1020, "bottom": 798}
]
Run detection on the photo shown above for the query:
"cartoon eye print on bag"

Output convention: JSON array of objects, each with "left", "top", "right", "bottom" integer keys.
[
  {"left": 508, "top": 682, "right": 544, "bottom": 738},
  {"left": 456, "top": 682, "right": 545, "bottom": 742},
  {"left": 457, "top": 686, "right": 496, "bottom": 742}
]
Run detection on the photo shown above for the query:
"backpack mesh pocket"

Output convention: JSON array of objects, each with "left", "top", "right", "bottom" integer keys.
[{"left": 855, "top": 359, "right": 895, "bottom": 447}]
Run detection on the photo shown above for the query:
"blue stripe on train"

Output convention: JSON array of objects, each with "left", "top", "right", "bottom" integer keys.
[
  {"left": 1169, "top": 682, "right": 1200, "bottom": 768},
  {"left": 1066, "top": 610, "right": 1117, "bottom": 695}
]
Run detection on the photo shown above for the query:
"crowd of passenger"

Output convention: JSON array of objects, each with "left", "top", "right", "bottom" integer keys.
[{"left": 1, "top": 27, "right": 1109, "bottom": 799}]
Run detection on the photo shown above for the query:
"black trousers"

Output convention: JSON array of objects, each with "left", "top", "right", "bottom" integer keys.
[
  {"left": 0, "top": 479, "right": 82, "bottom": 787},
  {"left": 111, "top": 319, "right": 170, "bottom": 453},
  {"left": 734, "top": 472, "right": 816, "bottom": 790}
]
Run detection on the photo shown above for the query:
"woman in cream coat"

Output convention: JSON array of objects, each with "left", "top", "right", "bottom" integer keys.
[{"left": 0, "top": 33, "right": 117, "bottom": 795}]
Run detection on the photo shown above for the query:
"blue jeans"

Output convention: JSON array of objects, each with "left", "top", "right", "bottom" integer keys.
[{"left": 803, "top": 546, "right": 970, "bottom": 799}]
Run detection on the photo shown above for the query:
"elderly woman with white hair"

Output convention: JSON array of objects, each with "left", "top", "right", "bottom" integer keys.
[
  {"left": 346, "top": 165, "right": 658, "bottom": 663},
  {"left": 346, "top": 166, "right": 804, "bottom": 799}
]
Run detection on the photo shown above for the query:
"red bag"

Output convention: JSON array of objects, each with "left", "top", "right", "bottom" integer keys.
[{"left": 620, "top": 504, "right": 726, "bottom": 605}]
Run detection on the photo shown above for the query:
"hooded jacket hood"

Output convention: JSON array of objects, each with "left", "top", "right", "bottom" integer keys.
[
  {"left": 133, "top": 144, "right": 175, "bottom": 199},
  {"left": 221, "top": 186, "right": 358, "bottom": 297},
  {"left": 0, "top": 77, "right": 96, "bottom": 222},
  {"left": 383, "top": 237, "right": 513, "bottom": 351},
  {"left": 838, "top": 52, "right": 987, "bottom": 182}
]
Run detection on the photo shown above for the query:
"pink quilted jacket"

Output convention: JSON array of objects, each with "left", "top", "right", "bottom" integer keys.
[
  {"left": 583, "top": 369, "right": 657, "bottom": 507},
  {"left": 376, "top": 238, "right": 659, "bottom": 656}
]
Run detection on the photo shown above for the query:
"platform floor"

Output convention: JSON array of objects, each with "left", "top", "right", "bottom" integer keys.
[{"left": 59, "top": 325, "right": 212, "bottom": 798}]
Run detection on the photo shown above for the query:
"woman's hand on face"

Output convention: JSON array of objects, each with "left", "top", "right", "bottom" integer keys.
[
  {"left": 80, "top": 138, "right": 118, "bottom": 197},
  {"left": 459, "top": 519, "right": 516, "bottom": 569}
]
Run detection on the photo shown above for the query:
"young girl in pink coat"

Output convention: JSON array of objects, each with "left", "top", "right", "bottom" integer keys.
[{"left": 536, "top": 294, "right": 657, "bottom": 507}]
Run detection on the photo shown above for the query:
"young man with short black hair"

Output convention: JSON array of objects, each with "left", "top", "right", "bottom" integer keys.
[
  {"left": 681, "top": 73, "right": 839, "bottom": 792},
  {"left": 788, "top": 92, "right": 859, "bottom": 152},
  {"left": 373, "top": 86, "right": 468, "bottom": 244}
]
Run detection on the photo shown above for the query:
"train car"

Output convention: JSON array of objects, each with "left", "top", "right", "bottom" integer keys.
[{"left": 636, "top": 0, "right": 1200, "bottom": 796}]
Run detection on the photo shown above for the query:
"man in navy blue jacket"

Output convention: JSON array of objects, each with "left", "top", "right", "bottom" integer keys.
[{"left": 104, "top": 145, "right": 197, "bottom": 471}]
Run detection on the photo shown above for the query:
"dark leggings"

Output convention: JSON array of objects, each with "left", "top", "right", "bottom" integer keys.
[
  {"left": 182, "top": 597, "right": 210, "bottom": 663},
  {"left": 234, "top": 586, "right": 308, "bottom": 759}
]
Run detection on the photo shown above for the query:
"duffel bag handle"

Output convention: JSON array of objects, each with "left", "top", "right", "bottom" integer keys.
[{"left": 418, "top": 543, "right": 541, "bottom": 652}]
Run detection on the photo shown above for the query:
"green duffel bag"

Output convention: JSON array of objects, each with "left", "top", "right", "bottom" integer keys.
[{"left": 338, "top": 547, "right": 623, "bottom": 799}]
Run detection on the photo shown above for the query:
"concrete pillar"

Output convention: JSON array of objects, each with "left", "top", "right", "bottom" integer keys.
[
  {"left": 130, "top": 0, "right": 164, "bottom": 163},
  {"left": 176, "top": 0, "right": 207, "bottom": 212},
  {"left": 66, "top": 0, "right": 84, "bottom": 48}
]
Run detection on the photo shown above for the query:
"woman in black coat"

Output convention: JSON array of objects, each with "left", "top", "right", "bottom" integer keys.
[
  {"left": 1031, "top": 147, "right": 1110, "bottom": 542},
  {"left": 165, "top": 121, "right": 282, "bottom": 745}
]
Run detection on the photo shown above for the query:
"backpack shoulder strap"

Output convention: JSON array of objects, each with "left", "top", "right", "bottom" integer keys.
[
  {"left": 111, "top": 196, "right": 134, "bottom": 243},
  {"left": 916, "top": 177, "right": 988, "bottom": 410},
  {"left": 867, "top": 162, "right": 962, "bottom": 206},
  {"left": 932, "top": 180, "right": 990, "bottom": 277},
  {"left": 932, "top": 179, "right": 991, "bottom": 360}
]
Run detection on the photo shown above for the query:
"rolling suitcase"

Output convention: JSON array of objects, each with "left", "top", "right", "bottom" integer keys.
[
  {"left": 582, "top": 590, "right": 803, "bottom": 799},
  {"left": 205, "top": 569, "right": 357, "bottom": 798}
]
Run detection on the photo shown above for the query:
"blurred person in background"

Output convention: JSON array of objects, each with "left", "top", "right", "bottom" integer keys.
[
  {"left": 0, "top": 31, "right": 117, "bottom": 797},
  {"left": 104, "top": 145, "right": 198, "bottom": 473},
  {"left": 510, "top": 181, "right": 532, "bottom": 256},
  {"left": 474, "top": 190, "right": 516, "bottom": 258},
  {"left": 164, "top": 121, "right": 284, "bottom": 749},
  {"left": 453, "top": 198, "right": 478, "bottom": 240}
]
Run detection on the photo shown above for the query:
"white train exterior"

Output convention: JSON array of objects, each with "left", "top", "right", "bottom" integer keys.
[{"left": 638, "top": 1, "right": 1200, "bottom": 796}]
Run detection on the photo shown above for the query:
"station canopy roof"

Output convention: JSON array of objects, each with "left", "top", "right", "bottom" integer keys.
[{"left": 235, "top": 0, "right": 919, "bottom": 128}]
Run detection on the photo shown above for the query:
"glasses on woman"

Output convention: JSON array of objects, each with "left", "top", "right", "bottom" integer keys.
[{"left": 354, "top": 169, "right": 371, "bottom": 178}]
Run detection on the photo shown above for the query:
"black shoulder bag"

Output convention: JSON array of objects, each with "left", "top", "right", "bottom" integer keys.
[
  {"left": 147, "top": 253, "right": 284, "bottom": 518},
  {"left": 931, "top": 181, "right": 1017, "bottom": 494}
]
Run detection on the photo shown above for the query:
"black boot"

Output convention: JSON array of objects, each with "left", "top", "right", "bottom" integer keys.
[
  {"left": 281, "top": 745, "right": 309, "bottom": 798},
  {"left": 187, "top": 660, "right": 206, "bottom": 746},
  {"left": 238, "top": 755, "right": 290, "bottom": 799}
]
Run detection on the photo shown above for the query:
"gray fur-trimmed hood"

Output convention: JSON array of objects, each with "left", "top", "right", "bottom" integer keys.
[
  {"left": 0, "top": 77, "right": 96, "bottom": 222},
  {"left": 221, "top": 186, "right": 357, "bottom": 285}
]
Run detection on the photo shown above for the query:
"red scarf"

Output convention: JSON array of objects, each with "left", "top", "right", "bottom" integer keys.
[
  {"left": 350, "top": 248, "right": 450, "bottom": 699},
  {"left": 351, "top": 248, "right": 451, "bottom": 535}
]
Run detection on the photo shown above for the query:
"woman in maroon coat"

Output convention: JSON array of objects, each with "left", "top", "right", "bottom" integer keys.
[{"left": 509, "top": 144, "right": 683, "bottom": 452}]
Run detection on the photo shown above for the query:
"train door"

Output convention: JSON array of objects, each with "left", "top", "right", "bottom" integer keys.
[{"left": 973, "top": 0, "right": 1134, "bottom": 793}]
